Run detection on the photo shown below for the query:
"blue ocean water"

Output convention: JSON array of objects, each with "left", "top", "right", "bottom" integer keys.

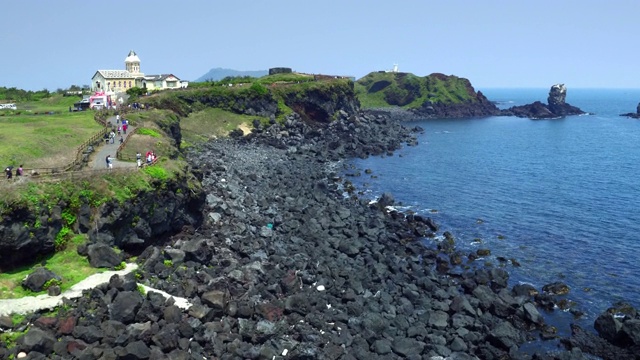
[{"left": 347, "top": 88, "right": 640, "bottom": 334}]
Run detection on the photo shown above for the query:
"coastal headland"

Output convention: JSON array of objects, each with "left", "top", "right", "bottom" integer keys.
[{"left": 0, "top": 75, "right": 638, "bottom": 359}]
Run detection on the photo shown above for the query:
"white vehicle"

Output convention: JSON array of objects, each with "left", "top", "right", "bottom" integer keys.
[{"left": 0, "top": 103, "right": 17, "bottom": 110}]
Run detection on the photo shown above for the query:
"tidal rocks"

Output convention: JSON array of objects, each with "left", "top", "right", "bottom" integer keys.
[
  {"left": 620, "top": 102, "right": 640, "bottom": 118},
  {"left": 502, "top": 84, "right": 586, "bottom": 119}
]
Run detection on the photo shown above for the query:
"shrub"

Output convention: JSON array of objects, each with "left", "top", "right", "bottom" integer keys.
[
  {"left": 137, "top": 128, "right": 161, "bottom": 137},
  {"left": 55, "top": 226, "right": 72, "bottom": 250},
  {"left": 144, "top": 166, "right": 168, "bottom": 180},
  {"left": 250, "top": 82, "right": 269, "bottom": 96},
  {"left": 43, "top": 278, "right": 61, "bottom": 290}
]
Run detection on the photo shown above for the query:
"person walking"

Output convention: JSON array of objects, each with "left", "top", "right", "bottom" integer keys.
[
  {"left": 105, "top": 155, "right": 114, "bottom": 170},
  {"left": 136, "top": 152, "right": 142, "bottom": 168}
]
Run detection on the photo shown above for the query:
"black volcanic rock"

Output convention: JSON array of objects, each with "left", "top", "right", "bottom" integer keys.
[
  {"left": 620, "top": 102, "right": 640, "bottom": 118},
  {"left": 502, "top": 84, "right": 586, "bottom": 119}
]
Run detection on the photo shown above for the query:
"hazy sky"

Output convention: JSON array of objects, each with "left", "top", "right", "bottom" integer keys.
[{"left": 1, "top": 0, "right": 638, "bottom": 91}]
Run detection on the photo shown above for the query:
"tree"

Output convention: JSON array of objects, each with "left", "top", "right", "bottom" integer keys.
[{"left": 127, "top": 86, "right": 147, "bottom": 98}]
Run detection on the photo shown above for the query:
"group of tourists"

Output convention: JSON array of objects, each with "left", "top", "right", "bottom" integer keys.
[
  {"left": 136, "top": 151, "right": 157, "bottom": 168},
  {"left": 4, "top": 165, "right": 24, "bottom": 179}
]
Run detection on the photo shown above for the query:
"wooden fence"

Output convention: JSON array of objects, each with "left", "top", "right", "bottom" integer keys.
[
  {"left": 1, "top": 109, "right": 159, "bottom": 185},
  {"left": 116, "top": 127, "right": 140, "bottom": 161}
]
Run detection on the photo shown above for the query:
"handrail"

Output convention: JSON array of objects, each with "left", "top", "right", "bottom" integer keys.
[
  {"left": 2, "top": 110, "right": 155, "bottom": 182},
  {"left": 116, "top": 127, "right": 140, "bottom": 161}
]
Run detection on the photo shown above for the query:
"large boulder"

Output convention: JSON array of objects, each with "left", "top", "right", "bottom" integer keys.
[
  {"left": 87, "top": 243, "right": 122, "bottom": 268},
  {"left": 18, "top": 327, "right": 56, "bottom": 354},
  {"left": 109, "top": 291, "right": 143, "bottom": 323},
  {"left": 21, "top": 267, "right": 61, "bottom": 292}
]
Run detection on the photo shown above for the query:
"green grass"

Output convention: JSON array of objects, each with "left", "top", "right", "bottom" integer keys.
[
  {"left": 0, "top": 234, "right": 104, "bottom": 300},
  {"left": 180, "top": 107, "right": 265, "bottom": 146},
  {"left": 0, "top": 110, "right": 102, "bottom": 168},
  {"left": 0, "top": 327, "right": 28, "bottom": 350},
  {"left": 257, "top": 73, "right": 315, "bottom": 84},
  {"left": 137, "top": 128, "right": 161, "bottom": 137},
  {"left": 355, "top": 71, "right": 477, "bottom": 109},
  {"left": 19, "top": 94, "right": 84, "bottom": 112}
]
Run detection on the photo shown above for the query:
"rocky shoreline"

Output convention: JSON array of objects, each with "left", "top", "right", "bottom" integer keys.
[{"left": 2, "top": 110, "right": 639, "bottom": 359}]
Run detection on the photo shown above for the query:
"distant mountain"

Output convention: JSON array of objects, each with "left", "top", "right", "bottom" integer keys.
[{"left": 195, "top": 68, "right": 268, "bottom": 82}]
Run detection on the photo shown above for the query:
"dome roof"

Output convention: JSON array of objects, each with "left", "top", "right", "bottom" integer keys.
[{"left": 125, "top": 50, "right": 140, "bottom": 63}]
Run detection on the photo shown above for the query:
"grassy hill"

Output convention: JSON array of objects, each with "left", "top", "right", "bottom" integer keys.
[{"left": 355, "top": 71, "right": 481, "bottom": 109}]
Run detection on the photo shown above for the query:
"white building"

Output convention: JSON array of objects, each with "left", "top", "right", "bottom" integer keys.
[{"left": 91, "top": 50, "right": 187, "bottom": 94}]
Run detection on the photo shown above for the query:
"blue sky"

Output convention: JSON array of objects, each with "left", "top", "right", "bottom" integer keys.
[{"left": 1, "top": 0, "right": 638, "bottom": 91}]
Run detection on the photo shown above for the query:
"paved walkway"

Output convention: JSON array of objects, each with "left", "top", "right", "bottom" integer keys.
[
  {"left": 91, "top": 115, "right": 138, "bottom": 170},
  {"left": 0, "top": 263, "right": 192, "bottom": 317}
]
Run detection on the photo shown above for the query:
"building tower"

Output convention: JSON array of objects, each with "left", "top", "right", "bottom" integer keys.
[{"left": 125, "top": 50, "right": 141, "bottom": 74}]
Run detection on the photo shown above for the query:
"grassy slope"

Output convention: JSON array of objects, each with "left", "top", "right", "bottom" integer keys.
[
  {"left": 0, "top": 235, "right": 104, "bottom": 299},
  {"left": 355, "top": 71, "right": 476, "bottom": 109},
  {"left": 180, "top": 108, "right": 264, "bottom": 148},
  {"left": 0, "top": 95, "right": 102, "bottom": 169}
]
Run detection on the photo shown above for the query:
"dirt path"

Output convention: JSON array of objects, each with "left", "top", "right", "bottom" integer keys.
[
  {"left": 91, "top": 116, "right": 138, "bottom": 170},
  {"left": 0, "top": 263, "right": 192, "bottom": 316}
]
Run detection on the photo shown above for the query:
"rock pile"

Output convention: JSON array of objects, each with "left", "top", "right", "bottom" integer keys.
[{"left": 4, "top": 110, "right": 636, "bottom": 359}]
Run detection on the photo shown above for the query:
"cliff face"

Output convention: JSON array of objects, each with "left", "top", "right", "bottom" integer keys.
[
  {"left": 275, "top": 80, "right": 359, "bottom": 123},
  {"left": 0, "top": 175, "right": 204, "bottom": 271},
  {"left": 414, "top": 89, "right": 501, "bottom": 118},
  {"left": 143, "top": 79, "right": 359, "bottom": 125}
]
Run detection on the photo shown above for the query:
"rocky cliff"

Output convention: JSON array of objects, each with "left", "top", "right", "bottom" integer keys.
[
  {"left": 355, "top": 72, "right": 501, "bottom": 118},
  {"left": 501, "top": 84, "right": 586, "bottom": 119},
  {"left": 0, "top": 172, "right": 204, "bottom": 271},
  {"left": 142, "top": 79, "right": 359, "bottom": 124}
]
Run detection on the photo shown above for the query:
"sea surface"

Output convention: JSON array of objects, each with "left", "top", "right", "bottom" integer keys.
[{"left": 345, "top": 88, "right": 640, "bottom": 337}]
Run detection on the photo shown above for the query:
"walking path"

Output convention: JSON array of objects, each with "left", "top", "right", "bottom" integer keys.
[
  {"left": 91, "top": 115, "right": 138, "bottom": 170},
  {"left": 0, "top": 263, "right": 192, "bottom": 317}
]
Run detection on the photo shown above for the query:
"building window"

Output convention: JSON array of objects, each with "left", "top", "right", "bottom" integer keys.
[
  {"left": 124, "top": 81, "right": 127, "bottom": 88},
  {"left": 118, "top": 81, "right": 122, "bottom": 88},
  {"left": 107, "top": 82, "right": 110, "bottom": 89},
  {"left": 155, "top": 81, "right": 162, "bottom": 88},
  {"left": 129, "top": 81, "right": 132, "bottom": 88},
  {"left": 167, "top": 81, "right": 176, "bottom": 88}
]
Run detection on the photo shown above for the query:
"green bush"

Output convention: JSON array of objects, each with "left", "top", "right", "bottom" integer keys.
[
  {"left": 43, "top": 278, "right": 61, "bottom": 290},
  {"left": 55, "top": 226, "right": 72, "bottom": 250},
  {"left": 144, "top": 166, "right": 168, "bottom": 180},
  {"left": 137, "top": 128, "right": 161, "bottom": 137},
  {"left": 250, "top": 82, "right": 268, "bottom": 96}
]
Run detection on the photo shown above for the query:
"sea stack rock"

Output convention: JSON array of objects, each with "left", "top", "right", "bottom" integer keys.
[
  {"left": 547, "top": 84, "right": 567, "bottom": 108},
  {"left": 502, "top": 84, "right": 586, "bottom": 119}
]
